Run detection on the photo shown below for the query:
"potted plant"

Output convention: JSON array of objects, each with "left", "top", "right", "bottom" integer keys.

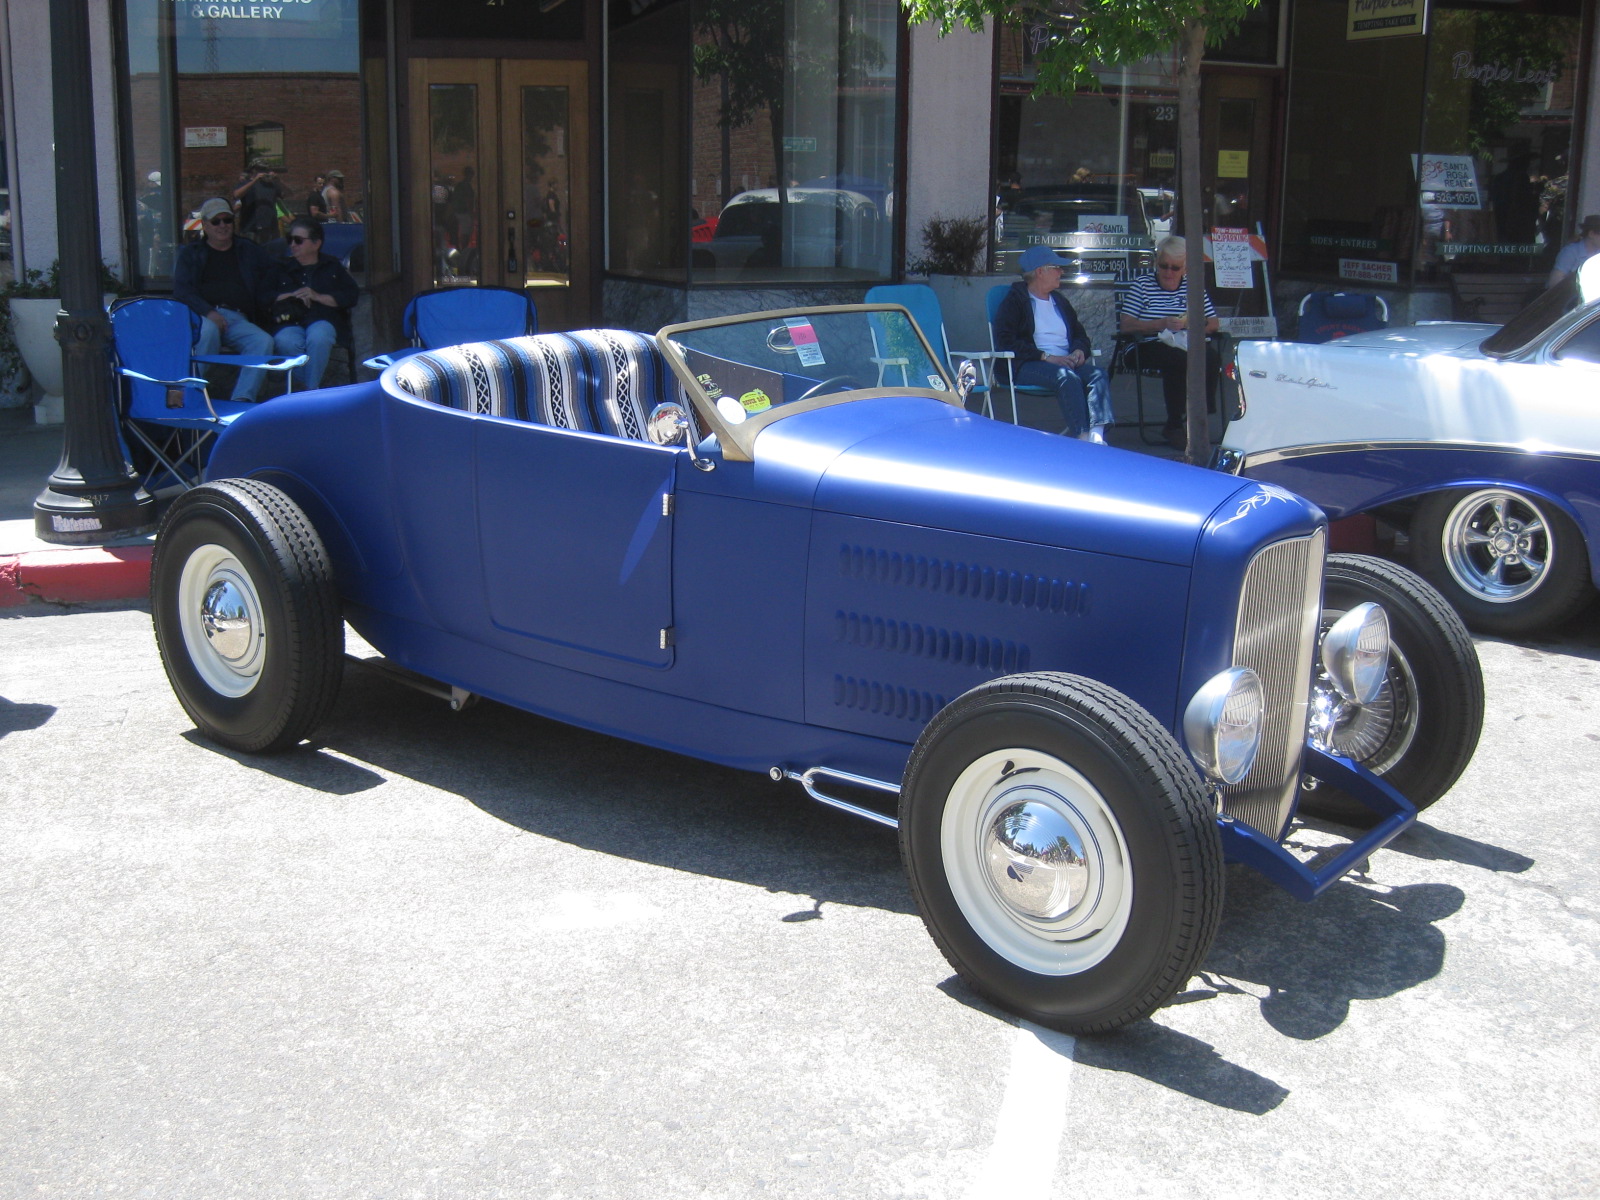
[
  {"left": 909, "top": 213, "right": 994, "bottom": 352},
  {"left": 1, "top": 260, "right": 128, "bottom": 424}
]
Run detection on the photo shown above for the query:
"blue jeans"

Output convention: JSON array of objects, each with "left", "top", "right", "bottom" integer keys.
[
  {"left": 194, "top": 308, "right": 274, "bottom": 401},
  {"left": 273, "top": 320, "right": 338, "bottom": 391},
  {"left": 1015, "top": 358, "right": 1112, "bottom": 436}
]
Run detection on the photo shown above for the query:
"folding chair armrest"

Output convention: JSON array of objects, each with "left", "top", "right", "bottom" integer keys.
[
  {"left": 118, "top": 366, "right": 211, "bottom": 390},
  {"left": 363, "top": 348, "right": 426, "bottom": 372},
  {"left": 192, "top": 353, "right": 308, "bottom": 373},
  {"left": 119, "top": 366, "right": 226, "bottom": 420}
]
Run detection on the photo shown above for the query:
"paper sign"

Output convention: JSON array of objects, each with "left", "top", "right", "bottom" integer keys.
[
  {"left": 1219, "top": 316, "right": 1279, "bottom": 339},
  {"left": 1339, "top": 257, "right": 1400, "bottom": 284},
  {"left": 1217, "top": 150, "right": 1250, "bottom": 179},
  {"left": 185, "top": 127, "right": 228, "bottom": 148},
  {"left": 1348, "top": 0, "right": 1427, "bottom": 40},
  {"left": 785, "top": 318, "right": 826, "bottom": 368},
  {"left": 1211, "top": 227, "right": 1254, "bottom": 289},
  {"left": 1413, "top": 154, "right": 1481, "bottom": 210}
]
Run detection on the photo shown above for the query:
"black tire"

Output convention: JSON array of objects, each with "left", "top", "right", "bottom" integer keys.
[
  {"left": 1298, "top": 554, "right": 1483, "bottom": 827},
  {"left": 151, "top": 479, "right": 343, "bottom": 753},
  {"left": 1411, "top": 487, "right": 1594, "bottom": 636},
  {"left": 900, "top": 672, "right": 1223, "bottom": 1035}
]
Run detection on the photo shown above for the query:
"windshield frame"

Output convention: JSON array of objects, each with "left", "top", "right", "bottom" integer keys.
[{"left": 655, "top": 304, "right": 960, "bottom": 462}]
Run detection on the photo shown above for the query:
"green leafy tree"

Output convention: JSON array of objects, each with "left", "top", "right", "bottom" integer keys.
[{"left": 903, "top": 0, "right": 1258, "bottom": 461}]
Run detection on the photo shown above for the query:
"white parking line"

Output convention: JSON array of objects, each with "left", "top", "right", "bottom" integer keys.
[{"left": 966, "top": 1020, "right": 1077, "bottom": 1200}]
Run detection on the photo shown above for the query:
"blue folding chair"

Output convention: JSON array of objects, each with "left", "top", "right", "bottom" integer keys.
[
  {"left": 1296, "top": 291, "right": 1388, "bottom": 343},
  {"left": 111, "top": 297, "right": 305, "bottom": 490},
  {"left": 864, "top": 284, "right": 1009, "bottom": 421},
  {"left": 983, "top": 283, "right": 1066, "bottom": 427},
  {"left": 364, "top": 285, "right": 538, "bottom": 370}
]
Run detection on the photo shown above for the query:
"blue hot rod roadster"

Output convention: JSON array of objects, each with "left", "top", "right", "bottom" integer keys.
[{"left": 150, "top": 304, "right": 1483, "bottom": 1033}]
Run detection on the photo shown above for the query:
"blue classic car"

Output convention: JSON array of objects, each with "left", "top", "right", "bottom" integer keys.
[
  {"left": 150, "top": 304, "right": 1482, "bottom": 1033},
  {"left": 1218, "top": 256, "right": 1600, "bottom": 636}
]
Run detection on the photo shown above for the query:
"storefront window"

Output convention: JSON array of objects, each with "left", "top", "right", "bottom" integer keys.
[
  {"left": 1280, "top": 0, "right": 1582, "bottom": 288},
  {"left": 608, "top": 0, "right": 901, "bottom": 285},
  {"left": 119, "top": 0, "right": 364, "bottom": 286},
  {"left": 993, "top": 27, "right": 1177, "bottom": 284},
  {"left": 1420, "top": 3, "right": 1582, "bottom": 281}
]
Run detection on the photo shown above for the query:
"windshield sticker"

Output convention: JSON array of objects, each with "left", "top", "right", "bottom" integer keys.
[
  {"left": 696, "top": 372, "right": 722, "bottom": 398},
  {"left": 739, "top": 388, "right": 773, "bottom": 414},
  {"left": 927, "top": 375, "right": 945, "bottom": 390},
  {"left": 784, "top": 318, "right": 827, "bottom": 368}
]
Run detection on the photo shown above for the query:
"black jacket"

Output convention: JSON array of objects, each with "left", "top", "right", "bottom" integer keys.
[
  {"left": 263, "top": 252, "right": 360, "bottom": 342},
  {"left": 172, "top": 236, "right": 275, "bottom": 325},
  {"left": 991, "top": 280, "right": 1091, "bottom": 380}
]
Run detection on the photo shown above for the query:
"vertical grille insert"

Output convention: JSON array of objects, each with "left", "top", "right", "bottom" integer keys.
[{"left": 1220, "top": 529, "right": 1325, "bottom": 837}]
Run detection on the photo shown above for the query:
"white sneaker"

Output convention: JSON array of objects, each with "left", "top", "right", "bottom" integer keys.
[{"left": 1082, "top": 426, "right": 1107, "bottom": 444}]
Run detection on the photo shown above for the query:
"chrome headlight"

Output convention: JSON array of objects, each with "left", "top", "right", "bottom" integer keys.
[
  {"left": 1321, "top": 602, "right": 1390, "bottom": 705},
  {"left": 1183, "top": 667, "right": 1265, "bottom": 785}
]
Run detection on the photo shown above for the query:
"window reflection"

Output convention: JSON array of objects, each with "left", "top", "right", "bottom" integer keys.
[
  {"left": 119, "top": 0, "right": 363, "bottom": 284},
  {"left": 608, "top": 0, "right": 899, "bottom": 285}
]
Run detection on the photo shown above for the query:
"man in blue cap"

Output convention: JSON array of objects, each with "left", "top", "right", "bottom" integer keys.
[{"left": 991, "top": 245, "right": 1111, "bottom": 441}]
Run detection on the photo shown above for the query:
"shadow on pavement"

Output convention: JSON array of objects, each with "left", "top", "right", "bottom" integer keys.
[
  {"left": 0, "top": 695, "right": 56, "bottom": 737},
  {"left": 1075, "top": 1022, "right": 1291, "bottom": 1115},
  {"left": 181, "top": 728, "right": 386, "bottom": 796},
  {"left": 307, "top": 663, "right": 915, "bottom": 917},
  {"left": 1386, "top": 819, "right": 1535, "bottom": 873},
  {"left": 1200, "top": 866, "right": 1461, "bottom": 1041},
  {"left": 933, "top": 974, "right": 1291, "bottom": 1115}
]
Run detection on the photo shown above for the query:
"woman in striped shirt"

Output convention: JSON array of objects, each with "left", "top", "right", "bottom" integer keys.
[{"left": 1119, "top": 235, "right": 1219, "bottom": 451}]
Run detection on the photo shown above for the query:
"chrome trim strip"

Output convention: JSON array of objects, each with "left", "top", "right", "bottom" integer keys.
[
  {"left": 1239, "top": 440, "right": 1600, "bottom": 470},
  {"left": 782, "top": 766, "right": 900, "bottom": 829}
]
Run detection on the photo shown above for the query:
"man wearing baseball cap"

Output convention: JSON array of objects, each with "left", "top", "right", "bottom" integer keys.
[
  {"left": 991, "top": 245, "right": 1111, "bottom": 441},
  {"left": 1549, "top": 214, "right": 1600, "bottom": 288},
  {"left": 171, "top": 196, "right": 275, "bottom": 401}
]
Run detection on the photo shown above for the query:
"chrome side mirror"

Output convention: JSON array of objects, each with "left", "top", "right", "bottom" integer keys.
[
  {"left": 955, "top": 359, "right": 978, "bottom": 404},
  {"left": 646, "top": 401, "right": 691, "bottom": 447}
]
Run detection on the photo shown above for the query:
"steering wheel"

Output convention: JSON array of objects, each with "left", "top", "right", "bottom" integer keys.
[{"left": 796, "top": 374, "right": 865, "bottom": 402}]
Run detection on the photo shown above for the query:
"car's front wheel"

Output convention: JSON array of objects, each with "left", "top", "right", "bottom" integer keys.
[
  {"left": 900, "top": 673, "right": 1222, "bottom": 1034},
  {"left": 1412, "top": 487, "right": 1594, "bottom": 635},
  {"left": 151, "top": 479, "right": 343, "bottom": 753},
  {"left": 1299, "top": 554, "right": 1483, "bottom": 828}
]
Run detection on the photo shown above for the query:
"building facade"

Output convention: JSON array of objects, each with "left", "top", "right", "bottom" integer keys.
[{"left": 0, "top": 0, "right": 1595, "bottom": 399}]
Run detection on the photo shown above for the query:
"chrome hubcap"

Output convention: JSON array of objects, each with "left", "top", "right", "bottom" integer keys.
[
  {"left": 201, "top": 579, "right": 253, "bottom": 663},
  {"left": 983, "top": 801, "right": 1088, "bottom": 921},
  {"left": 942, "top": 749, "right": 1131, "bottom": 976},
  {"left": 1443, "top": 489, "right": 1552, "bottom": 603}
]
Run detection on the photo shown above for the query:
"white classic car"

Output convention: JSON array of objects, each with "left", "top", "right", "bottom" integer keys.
[{"left": 1216, "top": 256, "right": 1600, "bottom": 636}]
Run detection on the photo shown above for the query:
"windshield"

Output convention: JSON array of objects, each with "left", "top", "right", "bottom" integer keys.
[{"left": 658, "top": 305, "right": 956, "bottom": 461}]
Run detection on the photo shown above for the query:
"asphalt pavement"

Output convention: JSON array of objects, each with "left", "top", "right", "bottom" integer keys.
[{"left": 2, "top": 597, "right": 1598, "bottom": 1199}]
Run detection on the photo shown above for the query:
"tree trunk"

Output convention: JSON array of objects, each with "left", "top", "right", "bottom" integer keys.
[{"left": 1178, "top": 17, "right": 1209, "bottom": 465}]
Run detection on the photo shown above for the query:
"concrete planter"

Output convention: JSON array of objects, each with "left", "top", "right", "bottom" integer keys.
[
  {"left": 10, "top": 296, "right": 117, "bottom": 425},
  {"left": 926, "top": 273, "right": 1010, "bottom": 355},
  {"left": 10, "top": 297, "right": 65, "bottom": 424}
]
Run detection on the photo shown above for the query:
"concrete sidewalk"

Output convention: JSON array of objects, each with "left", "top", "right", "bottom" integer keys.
[{"left": 0, "top": 407, "right": 155, "bottom": 608}]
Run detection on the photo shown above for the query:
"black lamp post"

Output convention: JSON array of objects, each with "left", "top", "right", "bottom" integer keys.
[{"left": 32, "top": 0, "right": 156, "bottom": 544}]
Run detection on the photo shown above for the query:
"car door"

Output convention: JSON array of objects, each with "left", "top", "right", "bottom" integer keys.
[{"left": 475, "top": 420, "right": 678, "bottom": 671}]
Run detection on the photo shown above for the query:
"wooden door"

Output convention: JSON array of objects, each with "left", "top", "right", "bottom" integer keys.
[{"left": 408, "top": 59, "right": 590, "bottom": 331}]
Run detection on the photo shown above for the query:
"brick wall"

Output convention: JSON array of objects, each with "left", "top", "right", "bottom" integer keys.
[{"left": 128, "top": 71, "right": 363, "bottom": 223}]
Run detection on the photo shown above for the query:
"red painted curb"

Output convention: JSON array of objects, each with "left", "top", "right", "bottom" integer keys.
[{"left": 0, "top": 545, "right": 152, "bottom": 607}]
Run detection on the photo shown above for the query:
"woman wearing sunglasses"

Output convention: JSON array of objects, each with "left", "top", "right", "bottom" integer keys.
[
  {"left": 265, "top": 218, "right": 360, "bottom": 391},
  {"left": 1118, "top": 235, "right": 1220, "bottom": 452}
]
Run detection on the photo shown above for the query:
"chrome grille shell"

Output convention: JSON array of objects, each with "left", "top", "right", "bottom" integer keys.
[{"left": 1219, "top": 528, "right": 1326, "bottom": 838}]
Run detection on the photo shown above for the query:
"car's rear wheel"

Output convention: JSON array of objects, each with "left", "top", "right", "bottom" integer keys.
[
  {"left": 1299, "top": 554, "right": 1483, "bottom": 828},
  {"left": 1412, "top": 487, "right": 1594, "bottom": 635},
  {"left": 151, "top": 479, "right": 343, "bottom": 753},
  {"left": 900, "top": 673, "right": 1222, "bottom": 1034}
]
